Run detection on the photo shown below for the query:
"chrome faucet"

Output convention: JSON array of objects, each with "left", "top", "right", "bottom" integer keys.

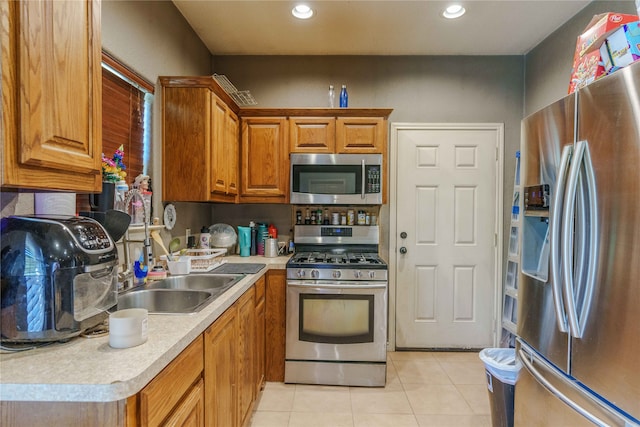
[{"left": 119, "top": 189, "right": 151, "bottom": 290}]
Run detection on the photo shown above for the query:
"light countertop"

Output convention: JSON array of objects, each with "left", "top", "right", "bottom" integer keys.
[{"left": 0, "top": 255, "right": 289, "bottom": 403}]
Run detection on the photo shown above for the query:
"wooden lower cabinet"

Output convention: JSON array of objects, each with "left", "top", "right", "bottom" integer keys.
[
  {"left": 237, "top": 288, "right": 256, "bottom": 427},
  {"left": 204, "top": 284, "right": 261, "bottom": 427},
  {"left": 163, "top": 379, "right": 205, "bottom": 427},
  {"left": 133, "top": 336, "right": 204, "bottom": 427},
  {"left": 254, "top": 276, "right": 266, "bottom": 394},
  {"left": 204, "top": 303, "right": 237, "bottom": 427},
  {"left": 265, "top": 270, "right": 286, "bottom": 382}
]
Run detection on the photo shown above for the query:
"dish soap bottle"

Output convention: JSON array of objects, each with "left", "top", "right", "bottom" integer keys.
[
  {"left": 339, "top": 85, "right": 348, "bottom": 108},
  {"left": 199, "top": 226, "right": 211, "bottom": 249}
]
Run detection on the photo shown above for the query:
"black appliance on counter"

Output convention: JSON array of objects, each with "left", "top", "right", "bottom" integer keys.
[{"left": 1, "top": 215, "right": 118, "bottom": 343}]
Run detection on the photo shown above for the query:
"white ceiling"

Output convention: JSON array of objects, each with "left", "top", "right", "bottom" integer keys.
[{"left": 171, "top": 1, "right": 591, "bottom": 56}]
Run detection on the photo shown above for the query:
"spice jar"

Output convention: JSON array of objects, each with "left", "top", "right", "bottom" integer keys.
[{"left": 347, "top": 209, "right": 355, "bottom": 225}]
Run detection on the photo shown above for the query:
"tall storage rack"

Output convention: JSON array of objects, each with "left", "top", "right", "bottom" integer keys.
[{"left": 501, "top": 151, "right": 521, "bottom": 347}]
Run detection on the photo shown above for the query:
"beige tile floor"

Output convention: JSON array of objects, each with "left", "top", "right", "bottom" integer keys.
[{"left": 249, "top": 351, "right": 491, "bottom": 427}]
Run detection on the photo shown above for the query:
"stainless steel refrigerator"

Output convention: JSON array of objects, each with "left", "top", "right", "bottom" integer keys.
[{"left": 516, "top": 60, "right": 640, "bottom": 426}]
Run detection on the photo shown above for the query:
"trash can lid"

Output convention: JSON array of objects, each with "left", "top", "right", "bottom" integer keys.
[{"left": 479, "top": 348, "right": 522, "bottom": 384}]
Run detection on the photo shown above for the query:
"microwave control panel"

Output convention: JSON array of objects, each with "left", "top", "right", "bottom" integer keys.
[{"left": 366, "top": 165, "right": 381, "bottom": 193}]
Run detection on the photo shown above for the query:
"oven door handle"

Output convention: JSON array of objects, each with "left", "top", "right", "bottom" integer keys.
[{"left": 287, "top": 281, "right": 387, "bottom": 290}]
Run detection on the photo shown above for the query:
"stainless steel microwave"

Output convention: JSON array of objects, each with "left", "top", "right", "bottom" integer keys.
[{"left": 290, "top": 153, "right": 383, "bottom": 205}]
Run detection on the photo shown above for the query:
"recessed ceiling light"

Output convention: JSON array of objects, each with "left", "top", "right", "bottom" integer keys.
[
  {"left": 292, "top": 4, "right": 314, "bottom": 19},
  {"left": 442, "top": 4, "right": 466, "bottom": 19}
]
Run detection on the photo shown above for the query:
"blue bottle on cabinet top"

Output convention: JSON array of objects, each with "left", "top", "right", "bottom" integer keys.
[{"left": 339, "top": 85, "right": 348, "bottom": 108}]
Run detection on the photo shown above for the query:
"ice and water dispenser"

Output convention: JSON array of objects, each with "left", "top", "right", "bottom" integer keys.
[{"left": 522, "top": 184, "right": 551, "bottom": 281}]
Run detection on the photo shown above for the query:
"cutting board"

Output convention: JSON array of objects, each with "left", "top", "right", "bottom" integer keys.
[{"left": 211, "top": 263, "right": 266, "bottom": 274}]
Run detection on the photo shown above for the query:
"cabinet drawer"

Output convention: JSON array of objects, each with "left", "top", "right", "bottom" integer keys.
[{"left": 140, "top": 336, "right": 204, "bottom": 427}]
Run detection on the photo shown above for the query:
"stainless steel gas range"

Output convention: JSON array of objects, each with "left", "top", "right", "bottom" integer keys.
[{"left": 285, "top": 225, "right": 388, "bottom": 387}]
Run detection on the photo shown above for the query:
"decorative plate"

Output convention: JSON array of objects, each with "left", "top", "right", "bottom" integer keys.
[{"left": 163, "top": 203, "right": 177, "bottom": 230}]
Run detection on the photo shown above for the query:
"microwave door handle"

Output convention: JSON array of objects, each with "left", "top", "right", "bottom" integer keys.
[
  {"left": 361, "top": 159, "right": 366, "bottom": 199},
  {"left": 550, "top": 144, "right": 572, "bottom": 333}
]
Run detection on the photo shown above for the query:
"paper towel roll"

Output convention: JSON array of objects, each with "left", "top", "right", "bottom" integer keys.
[{"left": 34, "top": 193, "right": 76, "bottom": 216}]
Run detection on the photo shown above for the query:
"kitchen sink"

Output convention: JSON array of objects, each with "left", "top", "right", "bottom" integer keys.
[
  {"left": 145, "top": 274, "right": 244, "bottom": 297},
  {"left": 115, "top": 289, "right": 214, "bottom": 314}
]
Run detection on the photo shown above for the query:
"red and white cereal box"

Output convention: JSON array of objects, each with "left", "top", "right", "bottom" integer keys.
[
  {"left": 568, "top": 13, "right": 639, "bottom": 93},
  {"left": 574, "top": 13, "right": 639, "bottom": 58},
  {"left": 568, "top": 50, "right": 606, "bottom": 93}
]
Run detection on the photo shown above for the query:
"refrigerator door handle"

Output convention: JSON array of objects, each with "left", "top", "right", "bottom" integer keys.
[
  {"left": 561, "top": 140, "right": 586, "bottom": 337},
  {"left": 550, "top": 144, "right": 573, "bottom": 333},
  {"left": 518, "top": 347, "right": 609, "bottom": 426},
  {"left": 561, "top": 140, "right": 599, "bottom": 338},
  {"left": 577, "top": 142, "right": 599, "bottom": 338}
]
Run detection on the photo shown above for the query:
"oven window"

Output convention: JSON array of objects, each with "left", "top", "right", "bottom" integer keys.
[{"left": 299, "top": 294, "right": 374, "bottom": 344}]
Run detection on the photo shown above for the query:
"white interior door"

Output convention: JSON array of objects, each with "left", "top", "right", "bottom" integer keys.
[{"left": 392, "top": 124, "right": 502, "bottom": 349}]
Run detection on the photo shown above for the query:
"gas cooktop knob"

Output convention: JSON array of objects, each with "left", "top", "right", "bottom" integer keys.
[
  {"left": 332, "top": 270, "right": 342, "bottom": 279},
  {"left": 311, "top": 269, "right": 320, "bottom": 279},
  {"left": 368, "top": 271, "right": 376, "bottom": 279},
  {"left": 297, "top": 269, "right": 306, "bottom": 278},
  {"left": 354, "top": 270, "right": 362, "bottom": 279}
]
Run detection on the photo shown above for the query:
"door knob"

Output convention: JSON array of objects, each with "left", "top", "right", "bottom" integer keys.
[
  {"left": 399, "top": 247, "right": 407, "bottom": 254},
  {"left": 400, "top": 232, "right": 407, "bottom": 239}
]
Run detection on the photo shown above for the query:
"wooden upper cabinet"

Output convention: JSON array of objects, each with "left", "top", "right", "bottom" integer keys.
[
  {"left": 1, "top": 0, "right": 102, "bottom": 191},
  {"left": 289, "top": 117, "right": 336, "bottom": 153},
  {"left": 336, "top": 117, "right": 387, "bottom": 153},
  {"left": 161, "top": 79, "right": 239, "bottom": 203},
  {"left": 210, "top": 96, "right": 239, "bottom": 199},
  {"left": 240, "top": 117, "right": 289, "bottom": 203},
  {"left": 224, "top": 109, "right": 240, "bottom": 196},
  {"left": 162, "top": 86, "right": 212, "bottom": 202}
]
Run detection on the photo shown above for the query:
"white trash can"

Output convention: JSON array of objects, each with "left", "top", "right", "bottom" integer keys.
[{"left": 479, "top": 348, "right": 522, "bottom": 427}]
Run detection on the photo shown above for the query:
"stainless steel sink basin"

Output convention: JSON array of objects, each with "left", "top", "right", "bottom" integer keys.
[
  {"left": 116, "top": 289, "right": 214, "bottom": 314},
  {"left": 146, "top": 274, "right": 243, "bottom": 297}
]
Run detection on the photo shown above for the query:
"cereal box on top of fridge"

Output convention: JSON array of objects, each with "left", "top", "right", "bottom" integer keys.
[
  {"left": 607, "top": 22, "right": 640, "bottom": 70},
  {"left": 568, "top": 50, "right": 606, "bottom": 94},
  {"left": 573, "top": 13, "right": 639, "bottom": 58},
  {"left": 568, "top": 13, "right": 639, "bottom": 93}
]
